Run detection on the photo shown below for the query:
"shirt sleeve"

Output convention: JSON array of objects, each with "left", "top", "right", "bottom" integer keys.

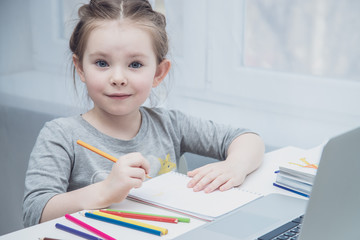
[
  {"left": 168, "top": 110, "right": 253, "bottom": 160},
  {"left": 22, "top": 121, "right": 74, "bottom": 227}
]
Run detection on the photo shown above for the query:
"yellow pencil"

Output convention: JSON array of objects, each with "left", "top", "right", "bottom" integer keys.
[
  {"left": 77, "top": 140, "right": 151, "bottom": 178},
  {"left": 90, "top": 211, "right": 168, "bottom": 235}
]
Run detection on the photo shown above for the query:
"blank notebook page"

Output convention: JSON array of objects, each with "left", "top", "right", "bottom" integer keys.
[{"left": 128, "top": 172, "right": 262, "bottom": 221}]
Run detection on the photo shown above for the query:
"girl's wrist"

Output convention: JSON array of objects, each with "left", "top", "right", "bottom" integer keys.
[{"left": 80, "top": 181, "right": 114, "bottom": 210}]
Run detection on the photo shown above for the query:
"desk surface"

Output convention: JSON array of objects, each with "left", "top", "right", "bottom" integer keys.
[{"left": 0, "top": 146, "right": 309, "bottom": 240}]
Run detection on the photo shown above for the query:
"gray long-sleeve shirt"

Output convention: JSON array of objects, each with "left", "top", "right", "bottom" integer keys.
[{"left": 23, "top": 107, "right": 250, "bottom": 227}]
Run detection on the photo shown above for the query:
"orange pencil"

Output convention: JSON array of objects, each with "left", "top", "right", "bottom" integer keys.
[
  {"left": 77, "top": 140, "right": 151, "bottom": 178},
  {"left": 77, "top": 140, "right": 117, "bottom": 162}
]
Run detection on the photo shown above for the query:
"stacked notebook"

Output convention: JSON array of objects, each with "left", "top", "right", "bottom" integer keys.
[
  {"left": 273, "top": 144, "right": 324, "bottom": 197},
  {"left": 128, "top": 171, "right": 262, "bottom": 221}
]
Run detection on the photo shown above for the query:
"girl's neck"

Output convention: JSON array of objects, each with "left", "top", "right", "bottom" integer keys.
[{"left": 82, "top": 108, "right": 142, "bottom": 140}]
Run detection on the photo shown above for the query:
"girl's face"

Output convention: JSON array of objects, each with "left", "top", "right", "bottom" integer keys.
[{"left": 75, "top": 20, "right": 167, "bottom": 118}]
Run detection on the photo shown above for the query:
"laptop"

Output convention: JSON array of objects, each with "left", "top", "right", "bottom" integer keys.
[{"left": 174, "top": 126, "right": 360, "bottom": 240}]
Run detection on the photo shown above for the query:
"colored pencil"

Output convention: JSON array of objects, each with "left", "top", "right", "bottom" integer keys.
[
  {"left": 84, "top": 211, "right": 166, "bottom": 236},
  {"left": 77, "top": 140, "right": 117, "bottom": 162},
  {"left": 39, "top": 238, "right": 65, "bottom": 240},
  {"left": 65, "top": 214, "right": 116, "bottom": 240},
  {"left": 77, "top": 140, "right": 151, "bottom": 178},
  {"left": 100, "top": 209, "right": 178, "bottom": 223},
  {"left": 91, "top": 211, "right": 167, "bottom": 235},
  {"left": 91, "top": 211, "right": 168, "bottom": 235},
  {"left": 55, "top": 223, "right": 103, "bottom": 240},
  {"left": 105, "top": 209, "right": 191, "bottom": 223}
]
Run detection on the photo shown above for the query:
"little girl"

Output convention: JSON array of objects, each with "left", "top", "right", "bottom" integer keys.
[{"left": 23, "top": 0, "right": 264, "bottom": 227}]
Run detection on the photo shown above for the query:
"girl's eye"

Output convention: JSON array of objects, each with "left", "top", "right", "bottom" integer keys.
[
  {"left": 95, "top": 60, "right": 109, "bottom": 68},
  {"left": 129, "top": 62, "right": 143, "bottom": 69}
]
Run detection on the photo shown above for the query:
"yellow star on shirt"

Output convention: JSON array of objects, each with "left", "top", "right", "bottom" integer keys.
[{"left": 158, "top": 154, "right": 176, "bottom": 175}]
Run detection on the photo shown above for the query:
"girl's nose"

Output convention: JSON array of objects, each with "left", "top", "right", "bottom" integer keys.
[{"left": 110, "top": 68, "right": 127, "bottom": 86}]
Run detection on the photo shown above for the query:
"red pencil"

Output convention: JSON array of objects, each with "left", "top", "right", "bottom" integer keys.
[{"left": 100, "top": 210, "right": 178, "bottom": 224}]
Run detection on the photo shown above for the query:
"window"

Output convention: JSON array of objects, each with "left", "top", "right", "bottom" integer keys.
[
  {"left": 165, "top": 0, "right": 360, "bottom": 148},
  {"left": 245, "top": 0, "right": 360, "bottom": 81}
]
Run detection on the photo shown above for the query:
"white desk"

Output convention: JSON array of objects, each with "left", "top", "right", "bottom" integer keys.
[{"left": 0, "top": 147, "right": 311, "bottom": 240}]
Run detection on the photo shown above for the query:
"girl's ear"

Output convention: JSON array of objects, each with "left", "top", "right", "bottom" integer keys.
[
  {"left": 72, "top": 54, "right": 85, "bottom": 83},
  {"left": 153, "top": 59, "right": 171, "bottom": 87}
]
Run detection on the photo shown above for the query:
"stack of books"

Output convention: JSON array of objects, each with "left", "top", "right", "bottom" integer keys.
[{"left": 273, "top": 144, "right": 324, "bottom": 198}]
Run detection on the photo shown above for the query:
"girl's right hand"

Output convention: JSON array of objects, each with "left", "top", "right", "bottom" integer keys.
[
  {"left": 102, "top": 152, "right": 150, "bottom": 204},
  {"left": 39, "top": 152, "right": 150, "bottom": 223}
]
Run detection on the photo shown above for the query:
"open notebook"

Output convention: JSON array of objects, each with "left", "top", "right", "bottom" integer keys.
[{"left": 128, "top": 172, "right": 262, "bottom": 221}]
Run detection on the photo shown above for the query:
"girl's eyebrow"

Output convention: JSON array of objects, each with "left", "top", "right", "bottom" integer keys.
[
  {"left": 88, "top": 51, "right": 149, "bottom": 59},
  {"left": 88, "top": 51, "right": 109, "bottom": 58},
  {"left": 127, "top": 53, "right": 149, "bottom": 59}
]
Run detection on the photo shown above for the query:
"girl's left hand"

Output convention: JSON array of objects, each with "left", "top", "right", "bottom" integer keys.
[
  {"left": 187, "top": 133, "right": 264, "bottom": 193},
  {"left": 186, "top": 160, "right": 247, "bottom": 193}
]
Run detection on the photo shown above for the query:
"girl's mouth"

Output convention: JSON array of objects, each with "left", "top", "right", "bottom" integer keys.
[{"left": 107, "top": 93, "right": 132, "bottom": 100}]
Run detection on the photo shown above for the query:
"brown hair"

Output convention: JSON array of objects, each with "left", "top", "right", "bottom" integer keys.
[{"left": 69, "top": 0, "right": 168, "bottom": 81}]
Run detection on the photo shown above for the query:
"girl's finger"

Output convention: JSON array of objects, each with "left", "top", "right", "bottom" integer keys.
[
  {"left": 187, "top": 166, "right": 212, "bottom": 188},
  {"left": 192, "top": 170, "right": 222, "bottom": 192},
  {"left": 219, "top": 179, "right": 235, "bottom": 192},
  {"left": 203, "top": 174, "right": 228, "bottom": 193},
  {"left": 120, "top": 152, "right": 151, "bottom": 175}
]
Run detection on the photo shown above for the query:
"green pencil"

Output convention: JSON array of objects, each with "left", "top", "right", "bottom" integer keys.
[{"left": 104, "top": 209, "right": 191, "bottom": 223}]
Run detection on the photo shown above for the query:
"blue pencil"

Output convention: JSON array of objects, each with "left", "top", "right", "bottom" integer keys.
[
  {"left": 273, "top": 183, "right": 310, "bottom": 198},
  {"left": 55, "top": 223, "right": 103, "bottom": 240},
  {"left": 84, "top": 212, "right": 163, "bottom": 236}
]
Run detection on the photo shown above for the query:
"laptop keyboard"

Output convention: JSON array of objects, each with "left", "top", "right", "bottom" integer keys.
[{"left": 257, "top": 215, "right": 303, "bottom": 240}]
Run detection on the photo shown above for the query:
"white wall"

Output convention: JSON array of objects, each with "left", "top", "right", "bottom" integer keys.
[{"left": 0, "top": 1, "right": 33, "bottom": 74}]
